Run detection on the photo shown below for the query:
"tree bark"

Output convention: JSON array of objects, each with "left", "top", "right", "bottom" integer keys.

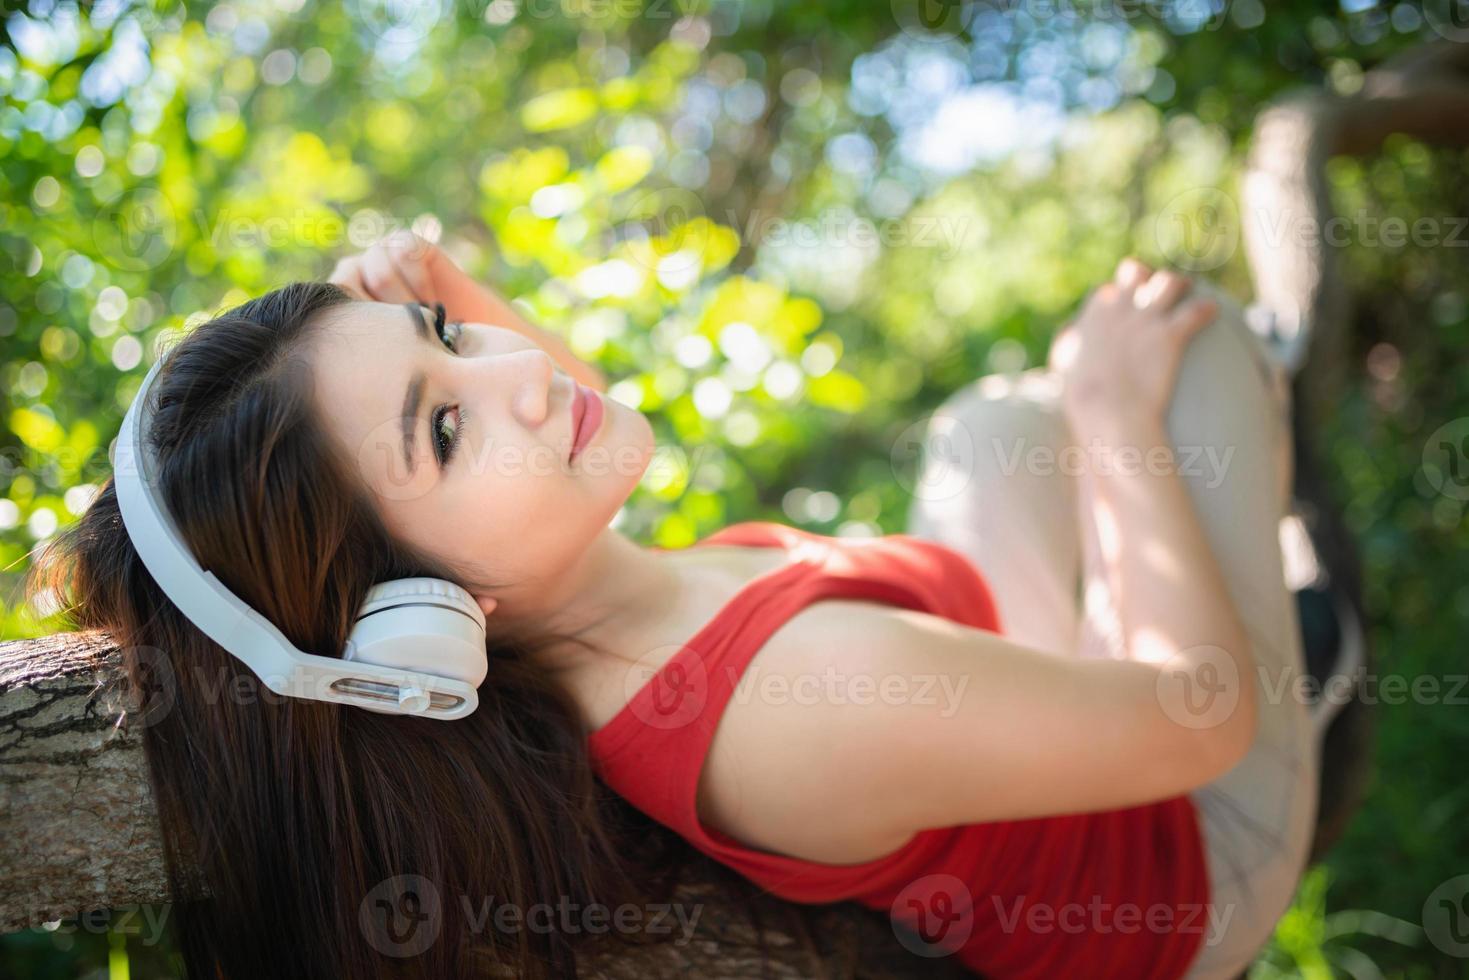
[
  {"left": 1243, "top": 39, "right": 1469, "bottom": 426},
  {"left": 0, "top": 630, "right": 965, "bottom": 978},
  {"left": 1241, "top": 40, "right": 1469, "bottom": 864},
  {"left": 0, "top": 631, "right": 187, "bottom": 934}
]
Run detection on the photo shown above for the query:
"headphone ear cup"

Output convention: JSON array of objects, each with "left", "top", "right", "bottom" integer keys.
[{"left": 346, "top": 578, "right": 488, "bottom": 687}]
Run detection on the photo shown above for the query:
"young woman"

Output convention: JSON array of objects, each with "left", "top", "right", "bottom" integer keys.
[{"left": 33, "top": 231, "right": 1325, "bottom": 979}]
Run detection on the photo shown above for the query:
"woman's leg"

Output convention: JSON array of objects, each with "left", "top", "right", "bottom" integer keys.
[
  {"left": 1107, "top": 280, "right": 1316, "bottom": 980},
  {"left": 904, "top": 369, "right": 1084, "bottom": 658},
  {"left": 903, "top": 280, "right": 1317, "bottom": 978}
]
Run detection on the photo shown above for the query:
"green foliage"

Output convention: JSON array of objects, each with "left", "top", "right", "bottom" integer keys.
[{"left": 3, "top": 0, "right": 1465, "bottom": 976}]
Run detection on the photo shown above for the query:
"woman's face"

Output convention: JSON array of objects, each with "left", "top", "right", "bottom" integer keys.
[{"left": 307, "top": 300, "right": 655, "bottom": 607}]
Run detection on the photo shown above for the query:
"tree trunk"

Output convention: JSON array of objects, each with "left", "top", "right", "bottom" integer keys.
[
  {"left": 1244, "top": 39, "right": 1469, "bottom": 427},
  {"left": 0, "top": 630, "right": 965, "bottom": 978},
  {"left": 1241, "top": 39, "right": 1469, "bottom": 864}
]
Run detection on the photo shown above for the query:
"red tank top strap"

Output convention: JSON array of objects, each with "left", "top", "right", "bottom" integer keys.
[{"left": 586, "top": 521, "right": 1004, "bottom": 900}]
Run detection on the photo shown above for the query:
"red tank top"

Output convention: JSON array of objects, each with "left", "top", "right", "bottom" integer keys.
[{"left": 588, "top": 521, "right": 1210, "bottom": 978}]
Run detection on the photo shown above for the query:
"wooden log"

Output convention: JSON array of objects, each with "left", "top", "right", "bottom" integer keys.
[{"left": 0, "top": 630, "right": 965, "bottom": 978}]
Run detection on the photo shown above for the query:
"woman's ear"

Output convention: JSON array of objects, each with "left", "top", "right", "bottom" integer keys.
[{"left": 475, "top": 594, "right": 498, "bottom": 619}]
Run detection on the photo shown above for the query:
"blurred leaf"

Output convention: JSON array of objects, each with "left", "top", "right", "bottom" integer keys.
[{"left": 520, "top": 88, "right": 598, "bottom": 132}]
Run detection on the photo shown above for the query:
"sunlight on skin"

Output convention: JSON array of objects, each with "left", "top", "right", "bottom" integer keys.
[
  {"left": 1140, "top": 539, "right": 1184, "bottom": 579},
  {"left": 1091, "top": 486, "right": 1122, "bottom": 565},
  {"left": 1128, "top": 626, "right": 1178, "bottom": 666},
  {"left": 1080, "top": 442, "right": 1228, "bottom": 667}
]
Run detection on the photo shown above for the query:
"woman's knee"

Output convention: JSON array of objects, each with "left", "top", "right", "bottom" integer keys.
[
  {"left": 1172, "top": 278, "right": 1287, "bottom": 420},
  {"left": 1162, "top": 278, "right": 1296, "bottom": 558},
  {"left": 929, "top": 369, "right": 1069, "bottom": 464},
  {"left": 905, "top": 368, "right": 1072, "bottom": 518}
]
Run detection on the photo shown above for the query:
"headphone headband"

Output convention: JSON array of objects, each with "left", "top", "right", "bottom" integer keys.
[{"left": 112, "top": 351, "right": 483, "bottom": 719}]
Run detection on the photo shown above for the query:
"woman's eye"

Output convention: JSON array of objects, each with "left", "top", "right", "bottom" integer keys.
[
  {"left": 431, "top": 303, "right": 462, "bottom": 353},
  {"left": 433, "top": 405, "right": 460, "bottom": 465},
  {"left": 443, "top": 321, "right": 463, "bottom": 352}
]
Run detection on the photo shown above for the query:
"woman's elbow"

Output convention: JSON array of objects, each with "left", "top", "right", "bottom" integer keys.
[
  {"left": 1201, "top": 633, "right": 1259, "bottom": 779},
  {"left": 1155, "top": 631, "right": 1259, "bottom": 785}
]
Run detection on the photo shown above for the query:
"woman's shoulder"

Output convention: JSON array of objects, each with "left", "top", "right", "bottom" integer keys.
[
  {"left": 694, "top": 593, "right": 936, "bottom": 865},
  {"left": 585, "top": 521, "right": 1009, "bottom": 867}
]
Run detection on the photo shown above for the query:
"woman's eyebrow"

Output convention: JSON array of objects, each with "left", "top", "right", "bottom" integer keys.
[
  {"left": 399, "top": 304, "right": 432, "bottom": 476},
  {"left": 404, "top": 302, "right": 432, "bottom": 341}
]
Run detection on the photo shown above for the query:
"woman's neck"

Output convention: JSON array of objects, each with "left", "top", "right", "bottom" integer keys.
[{"left": 484, "top": 526, "right": 691, "bottom": 665}]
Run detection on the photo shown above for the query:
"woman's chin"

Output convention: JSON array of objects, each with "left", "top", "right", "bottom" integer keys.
[{"left": 570, "top": 403, "right": 656, "bottom": 484}]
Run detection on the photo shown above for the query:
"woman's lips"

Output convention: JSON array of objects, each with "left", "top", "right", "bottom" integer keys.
[{"left": 569, "top": 383, "right": 603, "bottom": 462}]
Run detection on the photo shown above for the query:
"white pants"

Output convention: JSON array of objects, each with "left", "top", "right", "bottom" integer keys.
[{"left": 904, "top": 281, "right": 1318, "bottom": 979}]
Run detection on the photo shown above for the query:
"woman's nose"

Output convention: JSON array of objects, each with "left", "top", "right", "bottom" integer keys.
[{"left": 491, "top": 347, "right": 555, "bottom": 428}]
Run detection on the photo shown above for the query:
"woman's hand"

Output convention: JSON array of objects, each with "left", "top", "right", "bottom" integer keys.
[
  {"left": 1046, "top": 258, "right": 1219, "bottom": 433},
  {"left": 328, "top": 230, "right": 607, "bottom": 392},
  {"left": 327, "top": 229, "right": 468, "bottom": 307}
]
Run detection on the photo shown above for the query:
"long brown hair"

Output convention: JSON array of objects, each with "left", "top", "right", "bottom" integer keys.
[{"left": 27, "top": 282, "right": 697, "bottom": 978}]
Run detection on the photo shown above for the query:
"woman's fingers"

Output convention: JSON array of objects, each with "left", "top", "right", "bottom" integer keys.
[
  {"left": 1135, "top": 269, "right": 1192, "bottom": 313},
  {"left": 327, "top": 256, "right": 371, "bottom": 300},
  {"left": 1165, "top": 297, "right": 1219, "bottom": 339},
  {"left": 1047, "top": 322, "right": 1081, "bottom": 374},
  {"left": 1114, "top": 261, "right": 1198, "bottom": 317},
  {"left": 328, "top": 232, "right": 443, "bottom": 307},
  {"left": 1114, "top": 257, "right": 1151, "bottom": 294},
  {"left": 384, "top": 231, "right": 437, "bottom": 300},
  {"left": 1090, "top": 281, "right": 1122, "bottom": 307},
  {"left": 360, "top": 241, "right": 420, "bottom": 303}
]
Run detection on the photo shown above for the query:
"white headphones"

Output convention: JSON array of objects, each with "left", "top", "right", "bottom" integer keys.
[{"left": 112, "top": 352, "right": 487, "bottom": 719}]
